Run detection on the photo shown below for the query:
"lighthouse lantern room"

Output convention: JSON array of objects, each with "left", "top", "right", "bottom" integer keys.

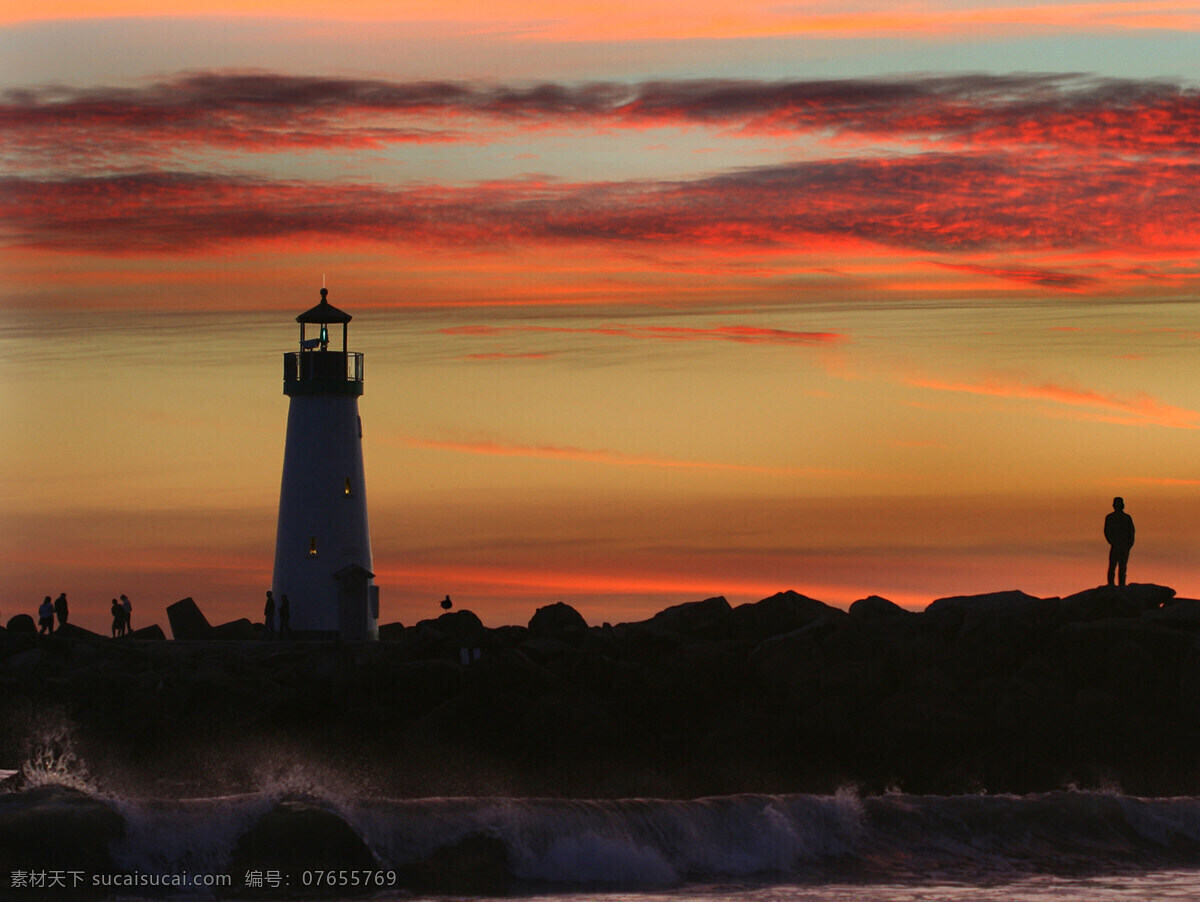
[{"left": 271, "top": 287, "right": 379, "bottom": 639}]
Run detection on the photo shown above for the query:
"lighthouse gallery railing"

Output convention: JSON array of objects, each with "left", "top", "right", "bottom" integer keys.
[{"left": 283, "top": 351, "right": 364, "bottom": 385}]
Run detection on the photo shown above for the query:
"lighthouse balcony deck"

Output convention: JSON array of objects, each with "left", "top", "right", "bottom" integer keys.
[{"left": 283, "top": 350, "right": 364, "bottom": 395}]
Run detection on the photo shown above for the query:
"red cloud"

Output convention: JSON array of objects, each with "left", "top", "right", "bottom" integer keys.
[
  {"left": 7, "top": 72, "right": 1200, "bottom": 167},
  {"left": 6, "top": 150, "right": 1200, "bottom": 258},
  {"left": 933, "top": 262, "right": 1099, "bottom": 291}
]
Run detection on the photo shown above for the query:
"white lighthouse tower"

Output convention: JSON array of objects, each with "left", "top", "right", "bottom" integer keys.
[{"left": 271, "top": 287, "right": 379, "bottom": 640}]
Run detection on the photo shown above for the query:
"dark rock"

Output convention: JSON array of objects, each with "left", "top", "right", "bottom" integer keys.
[
  {"left": 878, "top": 666, "right": 973, "bottom": 747},
  {"left": 378, "top": 621, "right": 405, "bottom": 640},
  {"left": 389, "top": 658, "right": 464, "bottom": 713},
  {"left": 166, "top": 597, "right": 213, "bottom": 640},
  {"left": 9, "top": 581, "right": 1200, "bottom": 800},
  {"left": 750, "top": 630, "right": 823, "bottom": 695},
  {"left": 1146, "top": 600, "right": 1200, "bottom": 628},
  {"left": 462, "top": 648, "right": 556, "bottom": 698},
  {"left": 1060, "top": 584, "right": 1173, "bottom": 621},
  {"left": 1048, "top": 619, "right": 1190, "bottom": 704},
  {"left": 998, "top": 656, "right": 1073, "bottom": 738},
  {"left": 944, "top": 612, "right": 1037, "bottom": 681},
  {"left": 230, "top": 800, "right": 376, "bottom": 879},
  {"left": 210, "top": 618, "right": 256, "bottom": 641},
  {"left": 641, "top": 596, "right": 731, "bottom": 637},
  {"left": 1121, "top": 583, "right": 1177, "bottom": 610},
  {"left": 52, "top": 623, "right": 107, "bottom": 642},
  {"left": 729, "top": 591, "right": 845, "bottom": 640},
  {"left": 647, "top": 643, "right": 746, "bottom": 721},
  {"left": 850, "top": 595, "right": 910, "bottom": 620},
  {"left": 926, "top": 589, "right": 1044, "bottom": 616},
  {"left": 528, "top": 602, "right": 589, "bottom": 636},
  {"left": 398, "top": 833, "right": 509, "bottom": 895},
  {"left": 405, "top": 688, "right": 535, "bottom": 759},
  {"left": 125, "top": 624, "right": 166, "bottom": 641},
  {"left": 0, "top": 786, "right": 124, "bottom": 877},
  {"left": 417, "top": 609, "right": 484, "bottom": 638},
  {"left": 5, "top": 614, "right": 36, "bottom": 634},
  {"left": 513, "top": 692, "right": 634, "bottom": 782},
  {"left": 489, "top": 624, "right": 529, "bottom": 646},
  {"left": 6, "top": 648, "right": 52, "bottom": 678}
]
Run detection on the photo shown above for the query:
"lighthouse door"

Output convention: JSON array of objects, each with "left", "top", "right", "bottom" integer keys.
[{"left": 334, "top": 565, "right": 373, "bottom": 640}]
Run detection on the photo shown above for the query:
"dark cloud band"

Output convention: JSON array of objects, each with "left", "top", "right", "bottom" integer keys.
[
  {"left": 3, "top": 151, "right": 1197, "bottom": 256},
  {"left": 4, "top": 71, "right": 1199, "bottom": 158}
]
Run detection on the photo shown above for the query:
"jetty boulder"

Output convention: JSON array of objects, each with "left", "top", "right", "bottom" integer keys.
[
  {"left": 53, "top": 623, "right": 106, "bottom": 642},
  {"left": 926, "top": 589, "right": 1044, "bottom": 616},
  {"left": 166, "top": 597, "right": 213, "bottom": 640},
  {"left": 640, "top": 596, "right": 732, "bottom": 638},
  {"left": 849, "top": 595, "right": 910, "bottom": 620},
  {"left": 210, "top": 619, "right": 255, "bottom": 641},
  {"left": 378, "top": 621, "right": 405, "bottom": 640},
  {"left": 528, "top": 602, "right": 589, "bottom": 637},
  {"left": 5, "top": 614, "right": 36, "bottom": 634},
  {"left": 729, "top": 591, "right": 845, "bottom": 639},
  {"left": 125, "top": 624, "right": 166, "bottom": 641},
  {"left": 417, "top": 609, "right": 484, "bottom": 639},
  {"left": 1057, "top": 584, "right": 1170, "bottom": 621}
]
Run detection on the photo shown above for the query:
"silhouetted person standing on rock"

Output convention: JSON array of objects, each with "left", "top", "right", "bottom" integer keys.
[
  {"left": 111, "top": 599, "right": 123, "bottom": 638},
  {"left": 121, "top": 594, "right": 132, "bottom": 632},
  {"left": 54, "top": 593, "right": 68, "bottom": 628},
  {"left": 264, "top": 590, "right": 276, "bottom": 638},
  {"left": 38, "top": 596, "right": 54, "bottom": 634},
  {"left": 278, "top": 594, "right": 290, "bottom": 639},
  {"left": 1105, "top": 496, "right": 1135, "bottom": 587}
]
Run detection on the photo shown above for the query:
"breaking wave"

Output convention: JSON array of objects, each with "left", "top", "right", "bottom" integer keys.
[{"left": 5, "top": 778, "right": 1200, "bottom": 895}]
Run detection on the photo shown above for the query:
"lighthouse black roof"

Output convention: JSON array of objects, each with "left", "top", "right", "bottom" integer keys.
[{"left": 296, "top": 288, "right": 352, "bottom": 324}]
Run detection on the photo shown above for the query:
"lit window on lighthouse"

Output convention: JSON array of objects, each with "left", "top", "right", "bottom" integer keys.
[
  {"left": 308, "top": 537, "right": 318, "bottom": 557},
  {"left": 344, "top": 477, "right": 353, "bottom": 497}
]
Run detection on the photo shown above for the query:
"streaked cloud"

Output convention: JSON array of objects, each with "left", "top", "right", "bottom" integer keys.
[
  {"left": 1123, "top": 476, "right": 1200, "bottom": 486},
  {"left": 7, "top": 72, "right": 1200, "bottom": 165},
  {"left": 6, "top": 70, "right": 1200, "bottom": 304},
  {"left": 908, "top": 375, "right": 1200, "bottom": 430},
  {"left": 441, "top": 323, "right": 844, "bottom": 345},
  {"left": 933, "top": 262, "right": 1100, "bottom": 290},
  {"left": 6, "top": 151, "right": 1200, "bottom": 260},
  {"left": 395, "top": 434, "right": 848, "bottom": 476}
]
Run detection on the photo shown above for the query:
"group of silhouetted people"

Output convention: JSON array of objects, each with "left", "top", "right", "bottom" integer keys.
[
  {"left": 34, "top": 592, "right": 131, "bottom": 637},
  {"left": 37, "top": 593, "right": 68, "bottom": 634},
  {"left": 110, "top": 594, "right": 133, "bottom": 637},
  {"left": 263, "top": 590, "right": 291, "bottom": 638}
]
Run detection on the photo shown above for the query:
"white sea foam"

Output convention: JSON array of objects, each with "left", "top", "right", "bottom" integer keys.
[{"left": 18, "top": 717, "right": 98, "bottom": 794}]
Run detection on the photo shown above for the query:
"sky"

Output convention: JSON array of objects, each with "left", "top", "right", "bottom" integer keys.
[{"left": 4, "top": 1, "right": 1200, "bottom": 634}]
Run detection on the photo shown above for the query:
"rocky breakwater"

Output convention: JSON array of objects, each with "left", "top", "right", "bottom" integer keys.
[{"left": 3, "top": 584, "right": 1200, "bottom": 797}]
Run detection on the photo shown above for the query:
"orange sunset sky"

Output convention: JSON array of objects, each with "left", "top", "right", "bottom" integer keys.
[{"left": 4, "top": 1, "right": 1200, "bottom": 634}]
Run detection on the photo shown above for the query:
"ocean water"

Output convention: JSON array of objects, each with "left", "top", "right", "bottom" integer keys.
[{"left": 6, "top": 773, "right": 1200, "bottom": 901}]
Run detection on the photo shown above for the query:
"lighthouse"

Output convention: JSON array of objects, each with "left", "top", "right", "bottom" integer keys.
[{"left": 271, "top": 287, "right": 379, "bottom": 640}]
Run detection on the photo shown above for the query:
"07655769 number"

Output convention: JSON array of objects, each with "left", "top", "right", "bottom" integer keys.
[{"left": 301, "top": 870, "right": 397, "bottom": 887}]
